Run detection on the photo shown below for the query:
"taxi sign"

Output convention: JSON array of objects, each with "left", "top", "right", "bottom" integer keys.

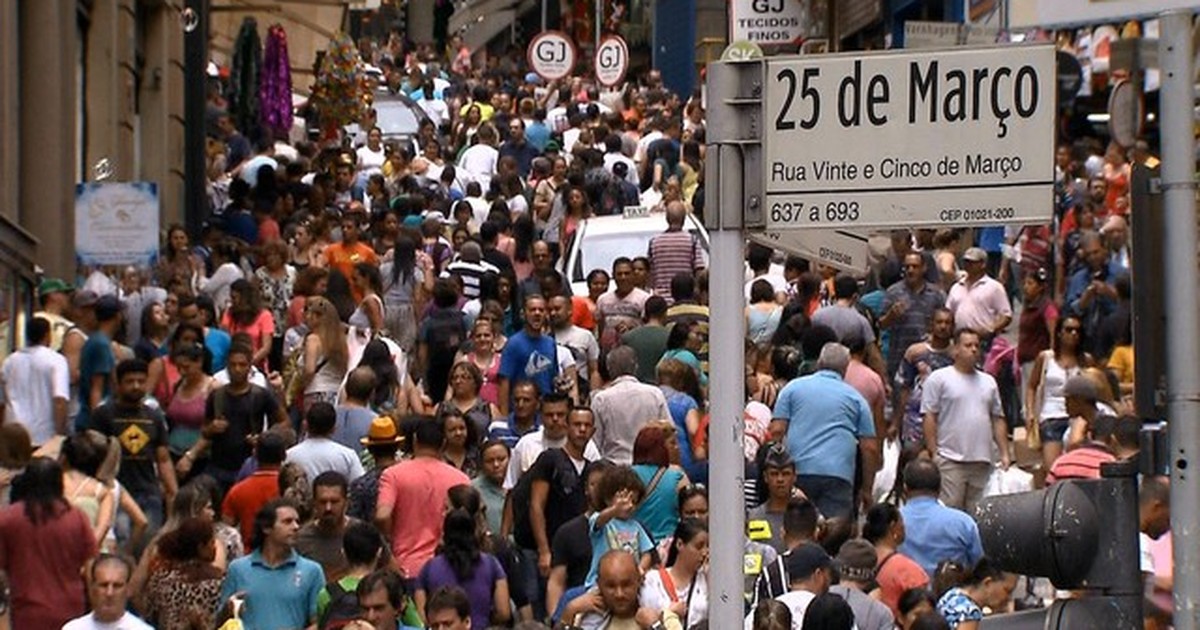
[
  {"left": 595, "top": 35, "right": 630, "bottom": 87},
  {"left": 527, "top": 31, "right": 576, "bottom": 81},
  {"left": 622, "top": 205, "right": 651, "bottom": 218},
  {"left": 761, "top": 45, "right": 1056, "bottom": 230}
]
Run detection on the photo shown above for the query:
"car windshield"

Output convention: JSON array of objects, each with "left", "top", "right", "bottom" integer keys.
[{"left": 375, "top": 103, "right": 420, "bottom": 136}]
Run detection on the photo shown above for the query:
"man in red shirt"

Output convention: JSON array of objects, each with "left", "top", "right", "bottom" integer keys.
[
  {"left": 222, "top": 431, "right": 287, "bottom": 550},
  {"left": 375, "top": 419, "right": 469, "bottom": 577},
  {"left": 325, "top": 213, "right": 378, "bottom": 301}
]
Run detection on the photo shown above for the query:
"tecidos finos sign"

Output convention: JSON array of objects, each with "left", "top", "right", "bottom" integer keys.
[
  {"left": 528, "top": 31, "right": 577, "bottom": 81},
  {"left": 729, "top": 0, "right": 810, "bottom": 46},
  {"left": 594, "top": 36, "right": 630, "bottom": 87}
]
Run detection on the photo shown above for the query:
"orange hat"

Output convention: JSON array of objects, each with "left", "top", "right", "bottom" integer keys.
[{"left": 360, "top": 416, "right": 403, "bottom": 446}]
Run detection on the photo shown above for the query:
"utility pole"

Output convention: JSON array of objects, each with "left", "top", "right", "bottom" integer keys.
[{"left": 1160, "top": 10, "right": 1200, "bottom": 630}]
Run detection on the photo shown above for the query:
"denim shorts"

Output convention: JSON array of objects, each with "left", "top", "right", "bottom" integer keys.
[{"left": 1039, "top": 417, "right": 1071, "bottom": 443}]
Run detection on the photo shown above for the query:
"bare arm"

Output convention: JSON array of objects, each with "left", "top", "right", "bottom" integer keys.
[
  {"left": 1025, "top": 352, "right": 1046, "bottom": 424},
  {"left": 768, "top": 419, "right": 788, "bottom": 443},
  {"left": 545, "top": 565, "right": 568, "bottom": 619},
  {"left": 993, "top": 416, "right": 1011, "bottom": 468},
  {"left": 156, "top": 445, "right": 178, "bottom": 503},
  {"left": 497, "top": 377, "right": 511, "bottom": 416},
  {"left": 530, "top": 480, "right": 552, "bottom": 576},
  {"left": 923, "top": 412, "right": 939, "bottom": 457},
  {"left": 492, "top": 578, "right": 512, "bottom": 623}
]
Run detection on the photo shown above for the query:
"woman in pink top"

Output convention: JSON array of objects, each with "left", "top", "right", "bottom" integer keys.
[{"left": 221, "top": 278, "right": 275, "bottom": 369}]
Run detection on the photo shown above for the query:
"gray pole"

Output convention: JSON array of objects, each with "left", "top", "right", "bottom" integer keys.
[
  {"left": 542, "top": 0, "right": 547, "bottom": 33},
  {"left": 704, "top": 61, "right": 752, "bottom": 630},
  {"left": 1160, "top": 10, "right": 1200, "bottom": 630}
]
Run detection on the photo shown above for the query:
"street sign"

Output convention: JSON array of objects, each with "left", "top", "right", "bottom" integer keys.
[
  {"left": 728, "top": 0, "right": 812, "bottom": 47},
  {"left": 1108, "top": 78, "right": 1144, "bottom": 148},
  {"left": 527, "top": 31, "right": 576, "bottom": 82},
  {"left": 594, "top": 35, "right": 629, "bottom": 87},
  {"left": 761, "top": 45, "right": 1056, "bottom": 230},
  {"left": 747, "top": 229, "right": 870, "bottom": 273}
]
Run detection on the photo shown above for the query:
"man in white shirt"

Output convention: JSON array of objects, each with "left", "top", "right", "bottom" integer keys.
[
  {"left": 458, "top": 123, "right": 500, "bottom": 192},
  {"left": 287, "top": 401, "right": 366, "bottom": 483},
  {"left": 63, "top": 555, "right": 153, "bottom": 630},
  {"left": 417, "top": 82, "right": 450, "bottom": 127},
  {"left": 1, "top": 316, "right": 70, "bottom": 446}
]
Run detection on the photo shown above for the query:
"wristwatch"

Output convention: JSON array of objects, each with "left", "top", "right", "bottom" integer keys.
[{"left": 648, "top": 621, "right": 667, "bottom": 630}]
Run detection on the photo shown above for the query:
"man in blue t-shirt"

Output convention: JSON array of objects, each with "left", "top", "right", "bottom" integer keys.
[
  {"left": 77, "top": 295, "right": 122, "bottom": 431},
  {"left": 497, "top": 294, "right": 557, "bottom": 414}
]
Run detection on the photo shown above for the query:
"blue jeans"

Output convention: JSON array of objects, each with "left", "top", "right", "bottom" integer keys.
[
  {"left": 796, "top": 475, "right": 854, "bottom": 520},
  {"left": 518, "top": 547, "right": 547, "bottom": 621}
]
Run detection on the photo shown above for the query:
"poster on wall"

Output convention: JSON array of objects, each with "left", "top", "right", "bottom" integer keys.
[{"left": 75, "top": 182, "right": 161, "bottom": 267}]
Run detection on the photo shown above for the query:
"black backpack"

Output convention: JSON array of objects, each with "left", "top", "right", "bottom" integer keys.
[{"left": 319, "top": 579, "right": 362, "bottom": 630}]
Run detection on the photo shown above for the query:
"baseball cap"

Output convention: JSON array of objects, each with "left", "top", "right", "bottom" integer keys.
[
  {"left": 524, "top": 72, "right": 542, "bottom": 85},
  {"left": 786, "top": 543, "right": 832, "bottom": 583},
  {"left": 1062, "top": 374, "right": 1101, "bottom": 401},
  {"left": 37, "top": 278, "right": 73, "bottom": 298},
  {"left": 961, "top": 247, "right": 987, "bottom": 262},
  {"left": 95, "top": 294, "right": 124, "bottom": 321},
  {"left": 544, "top": 140, "right": 561, "bottom": 152},
  {"left": 835, "top": 539, "right": 878, "bottom": 582},
  {"left": 762, "top": 442, "right": 794, "bottom": 470},
  {"left": 72, "top": 290, "right": 99, "bottom": 309}
]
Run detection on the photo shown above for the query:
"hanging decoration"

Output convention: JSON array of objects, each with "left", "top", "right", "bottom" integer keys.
[
  {"left": 311, "top": 32, "right": 367, "bottom": 140},
  {"left": 259, "top": 24, "right": 294, "bottom": 139},
  {"left": 229, "top": 17, "right": 263, "bottom": 141}
]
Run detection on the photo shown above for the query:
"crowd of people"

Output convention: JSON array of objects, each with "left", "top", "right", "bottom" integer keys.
[{"left": 0, "top": 25, "right": 1172, "bottom": 630}]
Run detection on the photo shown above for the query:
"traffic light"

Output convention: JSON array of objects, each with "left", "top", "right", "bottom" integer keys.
[{"left": 974, "top": 460, "right": 1143, "bottom": 630}]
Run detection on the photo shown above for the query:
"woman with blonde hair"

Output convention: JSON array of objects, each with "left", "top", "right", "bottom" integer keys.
[{"left": 301, "top": 296, "right": 349, "bottom": 411}]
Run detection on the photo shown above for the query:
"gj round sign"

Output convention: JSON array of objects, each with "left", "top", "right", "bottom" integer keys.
[
  {"left": 594, "top": 35, "right": 629, "bottom": 87},
  {"left": 528, "top": 31, "right": 576, "bottom": 81}
]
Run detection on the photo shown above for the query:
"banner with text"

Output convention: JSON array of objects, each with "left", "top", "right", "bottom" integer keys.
[
  {"left": 761, "top": 45, "right": 1055, "bottom": 230},
  {"left": 75, "top": 182, "right": 161, "bottom": 267}
]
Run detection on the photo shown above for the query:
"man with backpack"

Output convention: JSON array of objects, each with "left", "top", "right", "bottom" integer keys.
[{"left": 317, "top": 523, "right": 421, "bottom": 629}]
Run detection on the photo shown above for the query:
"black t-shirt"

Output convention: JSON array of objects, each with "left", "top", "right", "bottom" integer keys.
[
  {"left": 92, "top": 401, "right": 168, "bottom": 497},
  {"left": 551, "top": 513, "right": 593, "bottom": 590},
  {"left": 514, "top": 448, "right": 588, "bottom": 550},
  {"left": 205, "top": 384, "right": 284, "bottom": 472}
]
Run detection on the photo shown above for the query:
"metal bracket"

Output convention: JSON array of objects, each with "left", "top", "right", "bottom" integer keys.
[{"left": 705, "top": 59, "right": 766, "bottom": 231}]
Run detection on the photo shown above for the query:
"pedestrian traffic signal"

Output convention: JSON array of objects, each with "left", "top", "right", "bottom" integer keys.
[{"left": 974, "top": 460, "right": 1142, "bottom": 630}]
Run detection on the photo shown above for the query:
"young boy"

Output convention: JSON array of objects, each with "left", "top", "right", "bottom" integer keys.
[{"left": 584, "top": 465, "right": 655, "bottom": 588}]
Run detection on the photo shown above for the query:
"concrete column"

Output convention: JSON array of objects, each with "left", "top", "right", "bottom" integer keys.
[
  {"left": 85, "top": 0, "right": 138, "bottom": 182},
  {"left": 140, "top": 1, "right": 187, "bottom": 228},
  {"left": 18, "top": 0, "right": 77, "bottom": 277},
  {"left": 0, "top": 0, "right": 20, "bottom": 225}
]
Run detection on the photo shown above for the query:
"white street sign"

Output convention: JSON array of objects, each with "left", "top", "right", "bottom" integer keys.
[
  {"left": 729, "top": 0, "right": 812, "bottom": 47},
  {"left": 527, "top": 31, "right": 576, "bottom": 82},
  {"left": 761, "top": 45, "right": 1056, "bottom": 230},
  {"left": 747, "top": 229, "right": 871, "bottom": 273},
  {"left": 595, "top": 35, "right": 630, "bottom": 87}
]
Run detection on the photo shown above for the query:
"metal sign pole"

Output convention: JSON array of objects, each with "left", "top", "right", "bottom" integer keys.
[
  {"left": 1160, "top": 10, "right": 1200, "bottom": 630},
  {"left": 704, "top": 58, "right": 762, "bottom": 628}
]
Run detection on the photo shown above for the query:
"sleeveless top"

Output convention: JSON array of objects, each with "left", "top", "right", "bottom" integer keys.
[
  {"left": 747, "top": 306, "right": 783, "bottom": 344},
  {"left": 349, "top": 294, "right": 383, "bottom": 330},
  {"left": 473, "top": 352, "right": 501, "bottom": 405},
  {"left": 1037, "top": 353, "right": 1079, "bottom": 421},
  {"left": 68, "top": 475, "right": 103, "bottom": 528}
]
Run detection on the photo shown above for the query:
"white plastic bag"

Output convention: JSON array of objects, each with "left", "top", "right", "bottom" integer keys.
[
  {"left": 872, "top": 438, "right": 901, "bottom": 502},
  {"left": 984, "top": 466, "right": 1034, "bottom": 498}
]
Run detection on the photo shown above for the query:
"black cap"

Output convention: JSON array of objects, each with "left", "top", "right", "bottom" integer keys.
[
  {"left": 95, "top": 294, "right": 123, "bottom": 321},
  {"left": 786, "top": 542, "right": 832, "bottom": 583}
]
